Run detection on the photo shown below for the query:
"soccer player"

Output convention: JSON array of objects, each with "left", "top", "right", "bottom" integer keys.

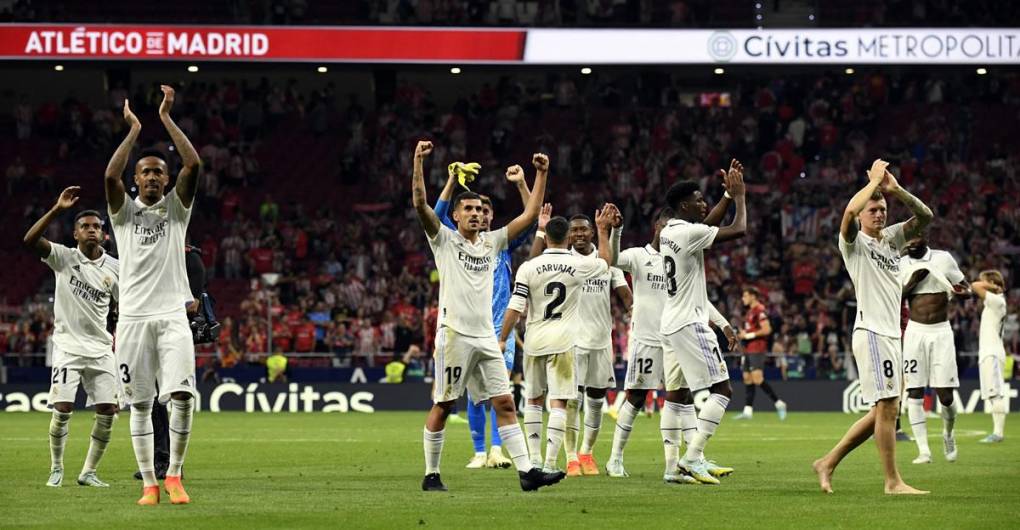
[
  {"left": 899, "top": 236, "right": 968, "bottom": 463},
  {"left": 973, "top": 270, "right": 1008, "bottom": 443},
  {"left": 500, "top": 206, "right": 620, "bottom": 475},
  {"left": 105, "top": 89, "right": 202, "bottom": 505},
  {"left": 527, "top": 213, "right": 631, "bottom": 475},
  {"left": 813, "top": 159, "right": 931, "bottom": 495},
  {"left": 412, "top": 140, "right": 562, "bottom": 492},
  {"left": 657, "top": 159, "right": 747, "bottom": 485},
  {"left": 434, "top": 161, "right": 535, "bottom": 470},
  {"left": 604, "top": 207, "right": 738, "bottom": 482},
  {"left": 733, "top": 286, "right": 788, "bottom": 420},
  {"left": 24, "top": 187, "right": 119, "bottom": 488}
]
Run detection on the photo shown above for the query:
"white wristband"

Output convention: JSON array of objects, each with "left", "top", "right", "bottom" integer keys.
[
  {"left": 535, "top": 230, "right": 546, "bottom": 240},
  {"left": 724, "top": 191, "right": 732, "bottom": 199}
]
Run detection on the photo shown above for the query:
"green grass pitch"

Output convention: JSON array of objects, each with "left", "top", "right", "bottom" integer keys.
[{"left": 0, "top": 411, "right": 1015, "bottom": 529}]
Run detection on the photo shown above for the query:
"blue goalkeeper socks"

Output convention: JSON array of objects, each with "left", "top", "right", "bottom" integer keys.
[{"left": 467, "top": 395, "right": 486, "bottom": 454}]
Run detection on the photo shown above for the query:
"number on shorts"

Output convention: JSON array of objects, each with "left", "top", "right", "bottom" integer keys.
[
  {"left": 712, "top": 347, "right": 724, "bottom": 364},
  {"left": 119, "top": 363, "right": 131, "bottom": 384},
  {"left": 444, "top": 366, "right": 462, "bottom": 384},
  {"left": 663, "top": 256, "right": 678, "bottom": 296},
  {"left": 543, "top": 282, "right": 567, "bottom": 320},
  {"left": 882, "top": 360, "right": 894, "bottom": 378},
  {"left": 903, "top": 359, "right": 918, "bottom": 374},
  {"left": 639, "top": 358, "right": 654, "bottom": 375},
  {"left": 51, "top": 367, "right": 67, "bottom": 385}
]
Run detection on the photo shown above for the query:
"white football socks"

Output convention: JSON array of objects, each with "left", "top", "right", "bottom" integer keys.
[
  {"left": 660, "top": 401, "right": 683, "bottom": 473},
  {"left": 678, "top": 403, "right": 698, "bottom": 445},
  {"left": 167, "top": 398, "right": 194, "bottom": 477},
  {"left": 683, "top": 393, "right": 729, "bottom": 463},
  {"left": 48, "top": 410, "right": 72, "bottom": 471},
  {"left": 564, "top": 399, "right": 580, "bottom": 461},
  {"left": 81, "top": 413, "right": 114, "bottom": 475},
  {"left": 579, "top": 396, "right": 604, "bottom": 454},
  {"left": 907, "top": 397, "right": 930, "bottom": 455},
  {"left": 991, "top": 397, "right": 1006, "bottom": 437},
  {"left": 610, "top": 401, "right": 638, "bottom": 461},
  {"left": 496, "top": 424, "right": 533, "bottom": 472},
  {"left": 130, "top": 402, "right": 157, "bottom": 487},
  {"left": 941, "top": 400, "right": 956, "bottom": 437},
  {"left": 523, "top": 405, "right": 544, "bottom": 465},
  {"left": 423, "top": 427, "right": 445, "bottom": 475},
  {"left": 545, "top": 408, "right": 567, "bottom": 470}
]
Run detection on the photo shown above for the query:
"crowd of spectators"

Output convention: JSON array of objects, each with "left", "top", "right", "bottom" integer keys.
[
  {"left": 2, "top": 66, "right": 1019, "bottom": 383},
  {"left": 4, "top": 0, "right": 1019, "bottom": 28}
]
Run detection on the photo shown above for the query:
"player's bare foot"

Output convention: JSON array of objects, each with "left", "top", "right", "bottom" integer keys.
[
  {"left": 164, "top": 475, "right": 191, "bottom": 504},
  {"left": 885, "top": 482, "right": 929, "bottom": 495},
  {"left": 812, "top": 458, "right": 834, "bottom": 494},
  {"left": 137, "top": 485, "right": 160, "bottom": 505}
]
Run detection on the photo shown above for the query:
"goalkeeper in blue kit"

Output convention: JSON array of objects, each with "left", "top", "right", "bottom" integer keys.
[{"left": 434, "top": 160, "right": 535, "bottom": 469}]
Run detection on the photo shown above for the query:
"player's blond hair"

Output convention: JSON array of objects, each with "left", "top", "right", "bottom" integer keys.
[{"left": 980, "top": 270, "right": 1005, "bottom": 290}]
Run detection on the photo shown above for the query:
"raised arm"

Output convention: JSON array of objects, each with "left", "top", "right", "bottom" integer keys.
[
  {"left": 411, "top": 140, "right": 442, "bottom": 238},
  {"left": 433, "top": 164, "right": 457, "bottom": 230},
  {"left": 159, "top": 85, "right": 202, "bottom": 208},
  {"left": 24, "top": 187, "right": 80, "bottom": 258},
  {"left": 970, "top": 280, "right": 1002, "bottom": 300},
  {"left": 703, "top": 168, "right": 734, "bottom": 227},
  {"left": 105, "top": 100, "right": 140, "bottom": 214},
  {"left": 528, "top": 203, "right": 552, "bottom": 259},
  {"left": 595, "top": 203, "right": 620, "bottom": 266},
  {"left": 880, "top": 170, "right": 933, "bottom": 240},
  {"left": 504, "top": 154, "right": 548, "bottom": 241},
  {"left": 714, "top": 159, "right": 747, "bottom": 243},
  {"left": 505, "top": 163, "right": 532, "bottom": 207},
  {"left": 840, "top": 159, "right": 888, "bottom": 243}
]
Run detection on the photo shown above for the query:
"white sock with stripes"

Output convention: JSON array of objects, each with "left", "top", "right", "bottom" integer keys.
[
  {"left": 497, "top": 423, "right": 533, "bottom": 472},
  {"left": 81, "top": 413, "right": 114, "bottom": 474},
  {"left": 660, "top": 401, "right": 683, "bottom": 474},
  {"left": 610, "top": 401, "right": 638, "bottom": 461},
  {"left": 523, "top": 405, "right": 544, "bottom": 465},
  {"left": 168, "top": 398, "right": 194, "bottom": 477},
  {"left": 48, "top": 410, "right": 72, "bottom": 471},
  {"left": 544, "top": 408, "right": 567, "bottom": 470},
  {"left": 423, "top": 427, "right": 445, "bottom": 475},
  {"left": 683, "top": 393, "right": 729, "bottom": 462},
  {"left": 130, "top": 402, "right": 158, "bottom": 487},
  {"left": 907, "top": 397, "right": 930, "bottom": 455},
  {"left": 678, "top": 403, "right": 698, "bottom": 446},
  {"left": 580, "top": 396, "right": 604, "bottom": 454}
]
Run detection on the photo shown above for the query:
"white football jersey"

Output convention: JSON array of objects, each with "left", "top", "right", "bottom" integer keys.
[
  {"left": 109, "top": 191, "right": 192, "bottom": 320},
  {"left": 571, "top": 247, "right": 627, "bottom": 349},
  {"left": 427, "top": 224, "right": 508, "bottom": 338},
  {"left": 659, "top": 219, "right": 719, "bottom": 335},
  {"left": 979, "top": 292, "right": 1007, "bottom": 359},
  {"left": 900, "top": 248, "right": 965, "bottom": 296},
  {"left": 508, "top": 248, "right": 610, "bottom": 355},
  {"left": 616, "top": 244, "right": 667, "bottom": 347},
  {"left": 838, "top": 222, "right": 906, "bottom": 338},
  {"left": 43, "top": 243, "right": 119, "bottom": 357}
]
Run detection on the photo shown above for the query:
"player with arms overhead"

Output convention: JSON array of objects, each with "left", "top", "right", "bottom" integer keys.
[
  {"left": 813, "top": 159, "right": 932, "bottom": 495},
  {"left": 899, "top": 236, "right": 968, "bottom": 464},
  {"left": 972, "top": 270, "right": 1009, "bottom": 443},
  {"left": 412, "top": 140, "right": 563, "bottom": 492},
  {"left": 604, "top": 206, "right": 737, "bottom": 482},
  {"left": 500, "top": 205, "right": 619, "bottom": 475},
  {"left": 656, "top": 159, "right": 748, "bottom": 485},
  {"left": 24, "top": 187, "right": 119, "bottom": 488},
  {"left": 105, "top": 87, "right": 202, "bottom": 505}
]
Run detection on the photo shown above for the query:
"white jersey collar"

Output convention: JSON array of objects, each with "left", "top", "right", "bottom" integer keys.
[
  {"left": 134, "top": 194, "right": 167, "bottom": 210},
  {"left": 73, "top": 246, "right": 107, "bottom": 267},
  {"left": 644, "top": 244, "right": 659, "bottom": 255}
]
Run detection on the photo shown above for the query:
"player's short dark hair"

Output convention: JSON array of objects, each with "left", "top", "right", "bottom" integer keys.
[
  {"left": 869, "top": 190, "right": 885, "bottom": 202},
  {"left": 743, "top": 286, "right": 761, "bottom": 299},
  {"left": 666, "top": 181, "right": 700, "bottom": 210},
  {"left": 138, "top": 148, "right": 168, "bottom": 164},
  {"left": 655, "top": 207, "right": 675, "bottom": 223},
  {"left": 452, "top": 191, "right": 482, "bottom": 210},
  {"left": 546, "top": 216, "right": 569, "bottom": 243},
  {"left": 74, "top": 210, "right": 103, "bottom": 227},
  {"left": 568, "top": 214, "right": 592, "bottom": 226},
  {"left": 479, "top": 194, "right": 493, "bottom": 210}
]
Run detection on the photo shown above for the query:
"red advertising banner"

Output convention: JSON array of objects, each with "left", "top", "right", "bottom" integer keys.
[{"left": 0, "top": 24, "right": 527, "bottom": 62}]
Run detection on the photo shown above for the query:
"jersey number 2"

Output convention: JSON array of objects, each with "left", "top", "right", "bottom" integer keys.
[{"left": 544, "top": 282, "right": 566, "bottom": 320}]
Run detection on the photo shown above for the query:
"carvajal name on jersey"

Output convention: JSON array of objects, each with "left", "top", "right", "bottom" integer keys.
[
  {"left": 134, "top": 220, "right": 168, "bottom": 245},
  {"left": 456, "top": 251, "right": 492, "bottom": 272},
  {"left": 68, "top": 275, "right": 108, "bottom": 304},
  {"left": 535, "top": 263, "right": 577, "bottom": 276}
]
